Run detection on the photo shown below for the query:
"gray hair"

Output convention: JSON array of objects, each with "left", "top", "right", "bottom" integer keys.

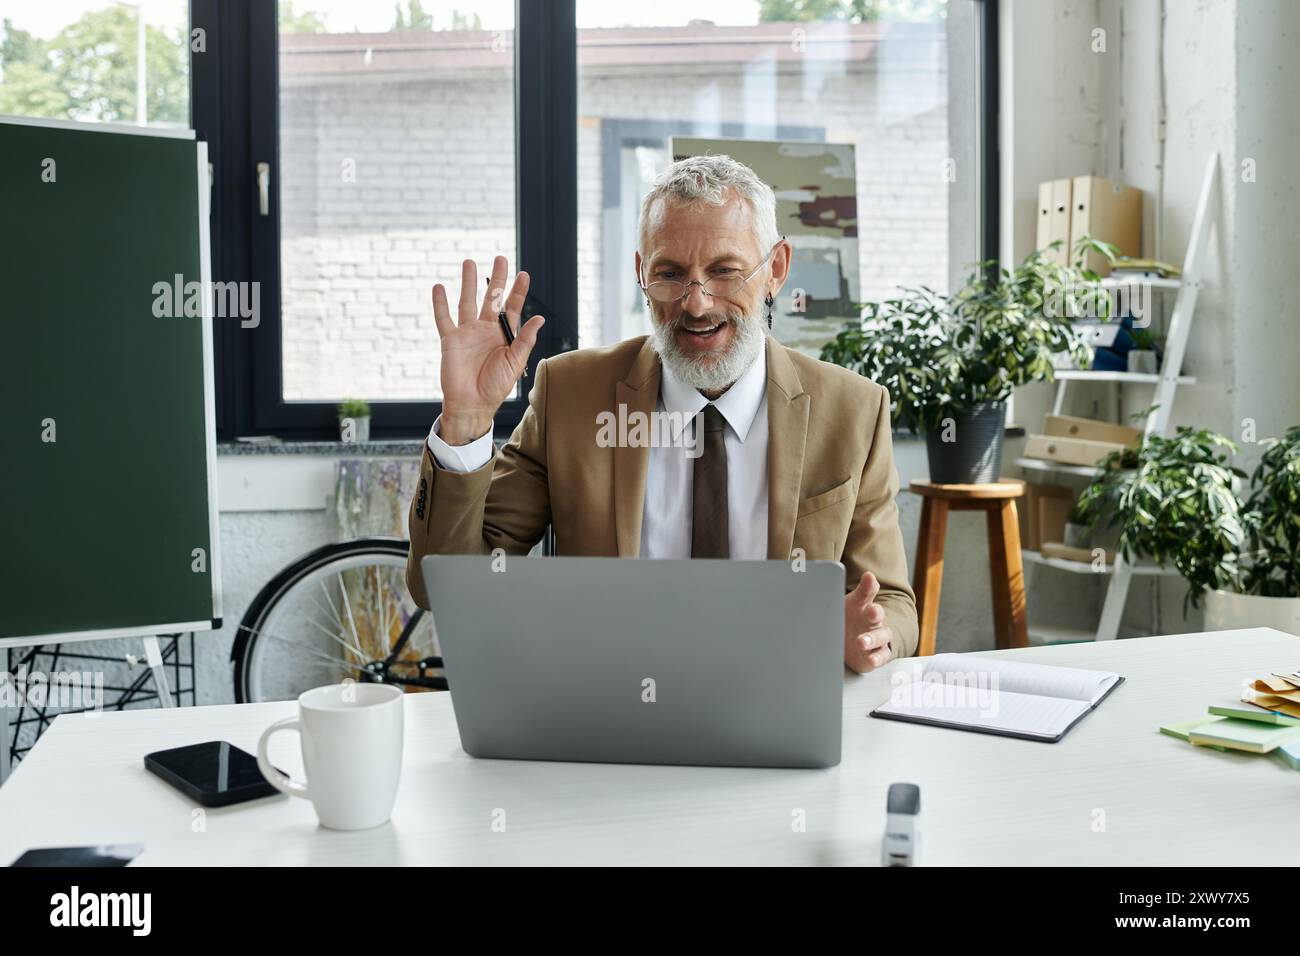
[{"left": 638, "top": 154, "right": 780, "bottom": 258}]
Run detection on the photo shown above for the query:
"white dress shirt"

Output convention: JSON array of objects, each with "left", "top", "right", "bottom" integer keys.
[{"left": 427, "top": 343, "right": 771, "bottom": 559}]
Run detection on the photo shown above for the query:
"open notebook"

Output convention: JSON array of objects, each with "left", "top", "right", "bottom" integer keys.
[{"left": 871, "top": 654, "right": 1125, "bottom": 743}]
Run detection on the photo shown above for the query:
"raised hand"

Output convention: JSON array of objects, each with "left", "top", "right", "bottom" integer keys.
[{"left": 433, "top": 256, "right": 545, "bottom": 445}]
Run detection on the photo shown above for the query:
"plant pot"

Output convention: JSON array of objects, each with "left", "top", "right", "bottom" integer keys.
[
  {"left": 1203, "top": 589, "right": 1300, "bottom": 637},
  {"left": 924, "top": 401, "right": 1006, "bottom": 484},
  {"left": 340, "top": 415, "right": 371, "bottom": 443},
  {"left": 1063, "top": 521, "right": 1090, "bottom": 548},
  {"left": 1127, "top": 349, "right": 1158, "bottom": 374}
]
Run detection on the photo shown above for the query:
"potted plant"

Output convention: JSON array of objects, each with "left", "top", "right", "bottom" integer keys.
[
  {"left": 1207, "top": 425, "right": 1300, "bottom": 632},
  {"left": 820, "top": 237, "right": 1115, "bottom": 483},
  {"left": 1126, "top": 327, "right": 1160, "bottom": 375},
  {"left": 1062, "top": 497, "right": 1092, "bottom": 550},
  {"left": 1073, "top": 425, "right": 1300, "bottom": 633},
  {"left": 337, "top": 398, "right": 371, "bottom": 443}
]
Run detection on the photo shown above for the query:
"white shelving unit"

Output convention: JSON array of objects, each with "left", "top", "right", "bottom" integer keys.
[
  {"left": 1050, "top": 370, "right": 1197, "bottom": 385},
  {"left": 1021, "top": 548, "right": 1178, "bottom": 577},
  {"left": 1019, "top": 153, "right": 1220, "bottom": 643},
  {"left": 1099, "top": 275, "right": 1183, "bottom": 292}
]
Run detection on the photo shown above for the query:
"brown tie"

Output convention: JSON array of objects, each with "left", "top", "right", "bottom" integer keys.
[{"left": 691, "top": 404, "right": 729, "bottom": 558}]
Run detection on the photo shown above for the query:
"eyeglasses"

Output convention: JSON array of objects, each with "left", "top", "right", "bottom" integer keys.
[{"left": 640, "top": 238, "right": 784, "bottom": 304}]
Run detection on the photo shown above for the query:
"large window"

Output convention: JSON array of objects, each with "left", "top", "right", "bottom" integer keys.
[
  {"left": 277, "top": 2, "right": 516, "bottom": 403},
  {"left": 196, "top": 0, "right": 573, "bottom": 439},
  {"left": 576, "top": 0, "right": 981, "bottom": 354},
  {"left": 190, "top": 0, "right": 990, "bottom": 440}
]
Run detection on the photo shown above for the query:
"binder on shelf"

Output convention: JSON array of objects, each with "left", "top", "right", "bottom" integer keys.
[
  {"left": 1040, "top": 541, "right": 1115, "bottom": 565},
  {"left": 1044, "top": 414, "right": 1143, "bottom": 447},
  {"left": 1036, "top": 181, "right": 1055, "bottom": 261},
  {"left": 1023, "top": 415, "right": 1141, "bottom": 469},
  {"left": 1047, "top": 178, "right": 1072, "bottom": 265},
  {"left": 1024, "top": 434, "right": 1123, "bottom": 468},
  {"left": 1070, "top": 175, "right": 1143, "bottom": 277}
]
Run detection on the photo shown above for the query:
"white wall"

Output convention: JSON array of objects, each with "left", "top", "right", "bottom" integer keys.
[
  {"left": 1231, "top": 0, "right": 1300, "bottom": 443},
  {"left": 1001, "top": 0, "right": 1300, "bottom": 638}
]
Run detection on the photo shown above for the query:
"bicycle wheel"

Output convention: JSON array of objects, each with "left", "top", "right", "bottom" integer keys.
[{"left": 231, "top": 538, "right": 442, "bottom": 703}]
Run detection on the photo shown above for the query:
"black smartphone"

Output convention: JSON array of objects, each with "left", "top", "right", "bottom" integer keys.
[
  {"left": 144, "top": 741, "right": 283, "bottom": 807},
  {"left": 11, "top": 844, "right": 143, "bottom": 867}
]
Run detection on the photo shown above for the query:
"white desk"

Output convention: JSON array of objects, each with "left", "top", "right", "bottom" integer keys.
[{"left": 1, "top": 628, "right": 1296, "bottom": 866}]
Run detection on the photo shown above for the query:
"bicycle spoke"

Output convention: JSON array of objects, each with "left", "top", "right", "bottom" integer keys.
[
  {"left": 295, "top": 609, "right": 369, "bottom": 662},
  {"left": 254, "top": 584, "right": 369, "bottom": 663},
  {"left": 317, "top": 579, "right": 347, "bottom": 633},
  {"left": 307, "top": 587, "right": 348, "bottom": 636},
  {"left": 237, "top": 623, "right": 363, "bottom": 675},
  {"left": 336, "top": 571, "right": 365, "bottom": 658},
  {"left": 377, "top": 565, "right": 391, "bottom": 650}
]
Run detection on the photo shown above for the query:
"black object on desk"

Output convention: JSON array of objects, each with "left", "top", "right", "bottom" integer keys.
[
  {"left": 11, "top": 844, "right": 143, "bottom": 867},
  {"left": 144, "top": 741, "right": 282, "bottom": 808}
]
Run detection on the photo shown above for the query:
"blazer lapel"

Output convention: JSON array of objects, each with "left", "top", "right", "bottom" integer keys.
[
  {"left": 613, "top": 338, "right": 662, "bottom": 557},
  {"left": 766, "top": 341, "right": 810, "bottom": 560}
]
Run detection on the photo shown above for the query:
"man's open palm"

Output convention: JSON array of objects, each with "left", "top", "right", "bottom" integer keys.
[{"left": 433, "top": 255, "right": 545, "bottom": 441}]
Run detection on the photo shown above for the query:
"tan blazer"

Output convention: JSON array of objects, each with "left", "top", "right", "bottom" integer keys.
[{"left": 405, "top": 335, "right": 919, "bottom": 659}]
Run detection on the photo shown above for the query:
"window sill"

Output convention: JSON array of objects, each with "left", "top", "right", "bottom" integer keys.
[
  {"left": 218, "top": 439, "right": 426, "bottom": 457},
  {"left": 217, "top": 440, "right": 425, "bottom": 514},
  {"left": 217, "top": 424, "right": 1025, "bottom": 458}
]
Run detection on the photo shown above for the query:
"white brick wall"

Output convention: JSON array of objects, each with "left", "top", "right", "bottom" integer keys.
[{"left": 280, "top": 72, "right": 516, "bottom": 401}]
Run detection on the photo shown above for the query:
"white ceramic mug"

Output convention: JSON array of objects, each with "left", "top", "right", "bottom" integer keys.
[{"left": 257, "top": 682, "right": 404, "bottom": 831}]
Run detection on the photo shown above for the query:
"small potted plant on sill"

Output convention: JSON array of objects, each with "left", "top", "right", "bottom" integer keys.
[
  {"left": 821, "top": 236, "right": 1117, "bottom": 483},
  {"left": 338, "top": 398, "right": 371, "bottom": 443},
  {"left": 1073, "top": 425, "right": 1300, "bottom": 633}
]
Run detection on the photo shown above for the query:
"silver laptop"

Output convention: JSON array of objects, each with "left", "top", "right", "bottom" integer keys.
[{"left": 421, "top": 556, "right": 844, "bottom": 769}]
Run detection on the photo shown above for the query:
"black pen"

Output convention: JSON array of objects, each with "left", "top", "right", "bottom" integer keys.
[{"left": 487, "top": 277, "right": 527, "bottom": 377}]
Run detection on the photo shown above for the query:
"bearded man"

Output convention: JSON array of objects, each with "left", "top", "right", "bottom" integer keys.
[{"left": 405, "top": 153, "right": 917, "bottom": 672}]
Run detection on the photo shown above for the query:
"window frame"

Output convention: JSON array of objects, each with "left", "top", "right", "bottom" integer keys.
[
  {"left": 192, "top": 0, "right": 577, "bottom": 441},
  {"left": 193, "top": 0, "right": 994, "bottom": 440},
  {"left": 977, "top": 0, "right": 1000, "bottom": 281}
]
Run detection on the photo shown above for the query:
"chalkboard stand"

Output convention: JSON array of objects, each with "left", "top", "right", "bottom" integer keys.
[
  {"left": 0, "top": 117, "right": 221, "bottom": 784},
  {"left": 1, "top": 634, "right": 195, "bottom": 784}
]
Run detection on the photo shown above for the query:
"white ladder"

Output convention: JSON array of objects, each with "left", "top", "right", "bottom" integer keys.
[{"left": 1019, "top": 152, "right": 1220, "bottom": 643}]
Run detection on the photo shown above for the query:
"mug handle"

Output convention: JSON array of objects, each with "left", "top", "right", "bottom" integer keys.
[{"left": 257, "top": 717, "right": 311, "bottom": 799}]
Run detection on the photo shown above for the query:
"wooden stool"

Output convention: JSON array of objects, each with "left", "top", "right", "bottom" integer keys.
[{"left": 909, "top": 479, "right": 1028, "bottom": 656}]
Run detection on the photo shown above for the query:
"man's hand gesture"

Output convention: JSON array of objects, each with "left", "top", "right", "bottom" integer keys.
[
  {"left": 844, "top": 571, "right": 895, "bottom": 673},
  {"left": 433, "top": 255, "right": 545, "bottom": 445}
]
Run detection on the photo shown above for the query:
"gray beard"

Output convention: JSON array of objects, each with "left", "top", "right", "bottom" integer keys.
[{"left": 650, "top": 308, "right": 767, "bottom": 393}]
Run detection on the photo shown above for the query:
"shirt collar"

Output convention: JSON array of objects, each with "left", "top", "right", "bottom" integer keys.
[{"left": 658, "top": 335, "right": 769, "bottom": 442}]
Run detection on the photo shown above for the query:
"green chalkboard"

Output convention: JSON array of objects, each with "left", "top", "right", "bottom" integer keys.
[{"left": 0, "top": 118, "right": 220, "bottom": 643}]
